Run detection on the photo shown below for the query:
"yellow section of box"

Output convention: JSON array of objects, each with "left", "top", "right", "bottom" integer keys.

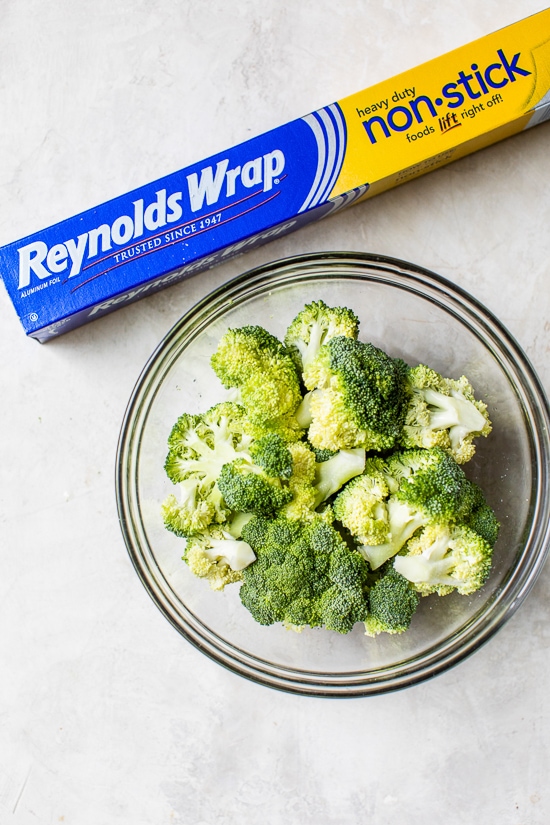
[{"left": 331, "top": 9, "right": 550, "bottom": 199}]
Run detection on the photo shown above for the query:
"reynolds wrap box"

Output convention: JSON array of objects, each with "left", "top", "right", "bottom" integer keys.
[{"left": 1, "top": 9, "right": 550, "bottom": 342}]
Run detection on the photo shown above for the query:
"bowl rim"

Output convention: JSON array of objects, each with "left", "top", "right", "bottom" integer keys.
[{"left": 116, "top": 251, "right": 550, "bottom": 697}]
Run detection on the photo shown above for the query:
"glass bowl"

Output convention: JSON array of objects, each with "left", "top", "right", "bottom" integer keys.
[{"left": 116, "top": 252, "right": 550, "bottom": 697}]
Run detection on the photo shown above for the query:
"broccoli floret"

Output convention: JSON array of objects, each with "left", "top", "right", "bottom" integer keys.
[
  {"left": 249, "top": 433, "right": 293, "bottom": 478},
  {"left": 164, "top": 402, "right": 253, "bottom": 482},
  {"left": 364, "top": 565, "right": 420, "bottom": 636},
  {"left": 184, "top": 518, "right": 256, "bottom": 591},
  {"left": 360, "top": 497, "right": 429, "bottom": 571},
  {"left": 210, "top": 325, "right": 303, "bottom": 426},
  {"left": 401, "top": 364, "right": 492, "bottom": 464},
  {"left": 162, "top": 402, "right": 254, "bottom": 536},
  {"left": 303, "top": 336, "right": 409, "bottom": 452},
  {"left": 284, "top": 299, "right": 359, "bottom": 375},
  {"left": 339, "top": 447, "right": 479, "bottom": 570},
  {"left": 311, "top": 446, "right": 338, "bottom": 463},
  {"left": 217, "top": 459, "right": 293, "bottom": 517},
  {"left": 264, "top": 441, "right": 366, "bottom": 522},
  {"left": 333, "top": 457, "right": 390, "bottom": 545},
  {"left": 393, "top": 523, "right": 494, "bottom": 596},
  {"left": 278, "top": 441, "right": 319, "bottom": 520},
  {"left": 466, "top": 500, "right": 500, "bottom": 547},
  {"left": 161, "top": 482, "right": 219, "bottom": 538},
  {"left": 384, "top": 447, "right": 478, "bottom": 522},
  {"left": 239, "top": 515, "right": 370, "bottom": 633},
  {"left": 463, "top": 479, "right": 500, "bottom": 547},
  {"left": 211, "top": 433, "right": 365, "bottom": 524}
]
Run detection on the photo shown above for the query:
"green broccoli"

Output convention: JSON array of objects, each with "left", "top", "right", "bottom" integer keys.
[
  {"left": 464, "top": 480, "right": 500, "bottom": 547},
  {"left": 239, "top": 515, "right": 370, "bottom": 633},
  {"left": 210, "top": 325, "right": 303, "bottom": 428},
  {"left": 364, "top": 565, "right": 420, "bottom": 636},
  {"left": 184, "top": 516, "right": 256, "bottom": 591},
  {"left": 277, "top": 442, "right": 366, "bottom": 521},
  {"left": 162, "top": 402, "right": 253, "bottom": 537},
  {"left": 393, "top": 523, "right": 494, "bottom": 596},
  {"left": 284, "top": 299, "right": 359, "bottom": 375},
  {"left": 310, "top": 446, "right": 338, "bottom": 463},
  {"left": 383, "top": 447, "right": 478, "bottom": 522},
  {"left": 312, "top": 447, "right": 366, "bottom": 506},
  {"left": 160, "top": 300, "right": 499, "bottom": 635},
  {"left": 302, "top": 336, "right": 409, "bottom": 452},
  {"left": 401, "top": 364, "right": 492, "bottom": 464},
  {"left": 277, "top": 441, "right": 319, "bottom": 520},
  {"left": 161, "top": 480, "right": 221, "bottom": 538},
  {"left": 217, "top": 459, "right": 293, "bottom": 517},
  {"left": 215, "top": 433, "right": 295, "bottom": 518},
  {"left": 332, "top": 456, "right": 390, "bottom": 545},
  {"left": 335, "top": 447, "right": 481, "bottom": 570},
  {"left": 249, "top": 433, "right": 294, "bottom": 478}
]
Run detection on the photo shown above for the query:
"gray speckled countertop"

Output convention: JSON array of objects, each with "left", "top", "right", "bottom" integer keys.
[{"left": 1, "top": 2, "right": 549, "bottom": 823}]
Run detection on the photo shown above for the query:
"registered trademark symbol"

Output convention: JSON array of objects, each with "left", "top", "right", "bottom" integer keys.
[
  {"left": 274, "top": 178, "right": 280, "bottom": 184},
  {"left": 29, "top": 312, "right": 38, "bottom": 322}
]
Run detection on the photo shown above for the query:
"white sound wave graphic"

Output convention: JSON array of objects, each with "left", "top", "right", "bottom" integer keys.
[{"left": 298, "top": 104, "right": 347, "bottom": 213}]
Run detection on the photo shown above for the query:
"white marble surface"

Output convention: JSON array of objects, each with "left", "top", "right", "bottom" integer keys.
[{"left": 1, "top": 1, "right": 549, "bottom": 823}]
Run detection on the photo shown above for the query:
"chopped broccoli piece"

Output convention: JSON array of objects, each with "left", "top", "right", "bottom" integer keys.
[
  {"left": 401, "top": 364, "right": 492, "bottom": 463},
  {"left": 185, "top": 543, "right": 244, "bottom": 591},
  {"left": 312, "top": 447, "right": 366, "bottom": 506},
  {"left": 384, "top": 447, "right": 478, "bottom": 523},
  {"left": 160, "top": 300, "right": 499, "bottom": 637},
  {"left": 162, "top": 402, "right": 253, "bottom": 536},
  {"left": 393, "top": 523, "right": 494, "bottom": 596},
  {"left": 284, "top": 299, "right": 359, "bottom": 374},
  {"left": 311, "top": 446, "right": 338, "bottom": 463},
  {"left": 338, "top": 447, "right": 481, "bottom": 570},
  {"left": 249, "top": 433, "right": 293, "bottom": 478},
  {"left": 463, "top": 479, "right": 500, "bottom": 547},
  {"left": 210, "top": 325, "right": 302, "bottom": 426},
  {"left": 161, "top": 481, "right": 219, "bottom": 538},
  {"left": 239, "top": 515, "right": 370, "bottom": 633},
  {"left": 360, "top": 497, "right": 428, "bottom": 571},
  {"left": 184, "top": 517, "right": 256, "bottom": 591},
  {"left": 261, "top": 440, "right": 365, "bottom": 523},
  {"left": 217, "top": 459, "right": 293, "bottom": 517},
  {"left": 278, "top": 441, "right": 318, "bottom": 521},
  {"left": 303, "top": 336, "right": 409, "bottom": 452},
  {"left": 164, "top": 402, "right": 252, "bottom": 483},
  {"left": 215, "top": 437, "right": 364, "bottom": 522},
  {"left": 364, "top": 565, "right": 420, "bottom": 636},
  {"left": 333, "top": 457, "right": 390, "bottom": 545},
  {"left": 278, "top": 444, "right": 366, "bottom": 521}
]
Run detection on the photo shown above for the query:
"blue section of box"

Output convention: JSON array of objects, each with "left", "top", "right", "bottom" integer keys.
[{"left": 0, "top": 103, "right": 360, "bottom": 342}]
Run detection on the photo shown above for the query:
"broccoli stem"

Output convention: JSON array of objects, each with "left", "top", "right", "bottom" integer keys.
[
  {"left": 423, "top": 388, "right": 488, "bottom": 449},
  {"left": 393, "top": 527, "right": 460, "bottom": 586},
  {"left": 295, "top": 390, "right": 314, "bottom": 428},
  {"left": 359, "top": 499, "right": 426, "bottom": 570},
  {"left": 313, "top": 448, "right": 366, "bottom": 507},
  {"left": 203, "top": 534, "right": 256, "bottom": 571}
]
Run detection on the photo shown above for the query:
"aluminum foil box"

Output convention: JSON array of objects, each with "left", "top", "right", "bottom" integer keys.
[{"left": 1, "top": 8, "right": 549, "bottom": 342}]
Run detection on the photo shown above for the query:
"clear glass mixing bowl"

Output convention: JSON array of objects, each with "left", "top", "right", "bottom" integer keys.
[{"left": 116, "top": 252, "right": 550, "bottom": 696}]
